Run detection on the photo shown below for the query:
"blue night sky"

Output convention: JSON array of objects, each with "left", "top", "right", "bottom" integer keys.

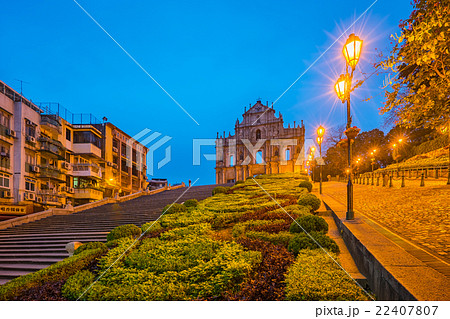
[{"left": 0, "top": 0, "right": 412, "bottom": 185}]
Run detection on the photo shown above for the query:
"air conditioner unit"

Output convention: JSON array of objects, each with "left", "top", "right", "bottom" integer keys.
[
  {"left": 63, "top": 162, "right": 70, "bottom": 170},
  {"left": 5, "top": 128, "right": 15, "bottom": 138},
  {"left": 31, "top": 165, "right": 40, "bottom": 173},
  {"left": 112, "top": 147, "right": 119, "bottom": 153},
  {"left": 112, "top": 163, "right": 118, "bottom": 169},
  {"left": 0, "top": 151, "right": 7, "bottom": 157},
  {"left": 26, "top": 136, "right": 36, "bottom": 143},
  {"left": 69, "top": 187, "right": 75, "bottom": 193},
  {"left": 61, "top": 186, "right": 67, "bottom": 192},
  {"left": 25, "top": 119, "right": 32, "bottom": 125},
  {"left": 28, "top": 193, "right": 36, "bottom": 201},
  {"left": 107, "top": 161, "right": 113, "bottom": 167}
]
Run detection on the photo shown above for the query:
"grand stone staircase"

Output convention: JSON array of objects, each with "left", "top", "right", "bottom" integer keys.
[{"left": 0, "top": 184, "right": 219, "bottom": 285}]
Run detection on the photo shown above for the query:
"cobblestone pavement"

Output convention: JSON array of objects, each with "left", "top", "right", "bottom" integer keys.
[{"left": 322, "top": 180, "right": 450, "bottom": 263}]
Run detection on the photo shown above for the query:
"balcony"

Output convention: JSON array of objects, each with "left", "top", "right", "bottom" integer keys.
[
  {"left": 74, "top": 187, "right": 103, "bottom": 201},
  {"left": 41, "top": 114, "right": 62, "bottom": 134},
  {"left": 38, "top": 136, "right": 65, "bottom": 159},
  {"left": 72, "top": 163, "right": 102, "bottom": 179},
  {"left": 37, "top": 190, "right": 63, "bottom": 206},
  {"left": 73, "top": 143, "right": 102, "bottom": 158},
  {"left": 38, "top": 166, "right": 66, "bottom": 182}
]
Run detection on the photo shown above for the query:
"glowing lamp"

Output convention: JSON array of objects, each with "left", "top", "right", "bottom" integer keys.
[
  {"left": 317, "top": 125, "right": 325, "bottom": 138},
  {"left": 343, "top": 33, "right": 363, "bottom": 69},
  {"left": 317, "top": 136, "right": 323, "bottom": 145},
  {"left": 335, "top": 74, "right": 349, "bottom": 102}
]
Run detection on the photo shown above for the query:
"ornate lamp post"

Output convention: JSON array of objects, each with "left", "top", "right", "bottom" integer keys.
[
  {"left": 317, "top": 125, "right": 325, "bottom": 194},
  {"left": 334, "top": 33, "right": 363, "bottom": 220}
]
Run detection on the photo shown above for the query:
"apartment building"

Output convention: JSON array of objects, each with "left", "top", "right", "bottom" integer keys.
[{"left": 0, "top": 80, "right": 149, "bottom": 213}]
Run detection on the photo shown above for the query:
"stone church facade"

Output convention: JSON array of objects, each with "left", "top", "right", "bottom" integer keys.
[{"left": 215, "top": 100, "right": 305, "bottom": 184}]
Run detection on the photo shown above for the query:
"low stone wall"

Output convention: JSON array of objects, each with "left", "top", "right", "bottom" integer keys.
[{"left": 0, "top": 183, "right": 186, "bottom": 231}]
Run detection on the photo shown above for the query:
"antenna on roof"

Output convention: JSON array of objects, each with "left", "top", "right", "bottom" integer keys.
[{"left": 14, "top": 79, "right": 30, "bottom": 96}]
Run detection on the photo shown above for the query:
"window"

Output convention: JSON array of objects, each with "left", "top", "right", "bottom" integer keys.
[
  {"left": 256, "top": 151, "right": 263, "bottom": 164},
  {"left": 73, "top": 131, "right": 102, "bottom": 148},
  {"left": 0, "top": 173, "right": 10, "bottom": 188},
  {"left": 25, "top": 179, "right": 36, "bottom": 191},
  {"left": 256, "top": 129, "right": 261, "bottom": 140},
  {"left": 0, "top": 110, "right": 10, "bottom": 128},
  {"left": 230, "top": 155, "right": 234, "bottom": 167},
  {"left": 26, "top": 125, "right": 36, "bottom": 137},
  {"left": 66, "top": 128, "right": 72, "bottom": 141},
  {"left": 285, "top": 149, "right": 290, "bottom": 161}
]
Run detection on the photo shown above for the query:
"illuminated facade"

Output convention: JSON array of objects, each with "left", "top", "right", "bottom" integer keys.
[{"left": 215, "top": 100, "right": 305, "bottom": 184}]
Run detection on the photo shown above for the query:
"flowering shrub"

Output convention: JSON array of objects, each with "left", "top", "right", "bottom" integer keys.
[
  {"left": 74, "top": 242, "right": 107, "bottom": 256},
  {"left": 245, "top": 231, "right": 295, "bottom": 247}
]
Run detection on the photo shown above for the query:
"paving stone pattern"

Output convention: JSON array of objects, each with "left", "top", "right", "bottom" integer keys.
[
  {"left": 0, "top": 185, "right": 219, "bottom": 284},
  {"left": 323, "top": 181, "right": 450, "bottom": 264}
]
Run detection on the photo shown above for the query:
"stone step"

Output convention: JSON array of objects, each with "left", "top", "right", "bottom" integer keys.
[
  {"left": 0, "top": 263, "right": 53, "bottom": 271},
  {"left": 0, "top": 258, "right": 63, "bottom": 264},
  {"left": 0, "top": 238, "right": 106, "bottom": 246},
  {"left": 0, "top": 248, "right": 67, "bottom": 253},
  {"left": 0, "top": 232, "right": 108, "bottom": 239},
  {"left": 0, "top": 253, "right": 68, "bottom": 258}
]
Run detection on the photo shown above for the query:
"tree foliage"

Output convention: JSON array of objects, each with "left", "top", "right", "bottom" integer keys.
[{"left": 377, "top": 0, "right": 450, "bottom": 129}]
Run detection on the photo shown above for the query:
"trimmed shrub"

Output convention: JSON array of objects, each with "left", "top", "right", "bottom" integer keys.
[
  {"left": 74, "top": 242, "right": 107, "bottom": 255},
  {"left": 298, "top": 180, "right": 313, "bottom": 192},
  {"left": 62, "top": 270, "right": 95, "bottom": 300},
  {"left": 298, "top": 194, "right": 321, "bottom": 212},
  {"left": 140, "top": 221, "right": 164, "bottom": 233},
  {"left": 162, "top": 203, "right": 188, "bottom": 214},
  {"left": 107, "top": 224, "right": 142, "bottom": 242},
  {"left": 183, "top": 199, "right": 199, "bottom": 208},
  {"left": 285, "top": 250, "right": 369, "bottom": 300},
  {"left": 212, "top": 186, "right": 230, "bottom": 195},
  {"left": 159, "top": 223, "right": 211, "bottom": 241},
  {"left": 289, "top": 215, "right": 328, "bottom": 234},
  {"left": 287, "top": 232, "right": 339, "bottom": 256},
  {"left": 234, "top": 180, "right": 245, "bottom": 185}
]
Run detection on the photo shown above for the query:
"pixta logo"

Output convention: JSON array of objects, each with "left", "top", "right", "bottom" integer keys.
[{"left": 128, "top": 129, "right": 172, "bottom": 176}]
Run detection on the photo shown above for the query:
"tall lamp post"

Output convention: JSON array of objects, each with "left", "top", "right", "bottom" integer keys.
[
  {"left": 317, "top": 125, "right": 325, "bottom": 194},
  {"left": 440, "top": 123, "right": 450, "bottom": 185},
  {"left": 334, "top": 33, "right": 363, "bottom": 220}
]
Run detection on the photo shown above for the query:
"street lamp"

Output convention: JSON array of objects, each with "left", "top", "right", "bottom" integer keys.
[
  {"left": 334, "top": 33, "right": 363, "bottom": 220},
  {"left": 317, "top": 125, "right": 325, "bottom": 194}
]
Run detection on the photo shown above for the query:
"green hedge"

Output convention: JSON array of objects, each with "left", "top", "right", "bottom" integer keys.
[
  {"left": 285, "top": 250, "right": 369, "bottom": 300},
  {"left": 287, "top": 232, "right": 339, "bottom": 255},
  {"left": 298, "top": 180, "right": 313, "bottom": 192},
  {"left": 107, "top": 224, "right": 142, "bottom": 241},
  {"left": 163, "top": 203, "right": 188, "bottom": 214},
  {"left": 212, "top": 186, "right": 230, "bottom": 195},
  {"left": 74, "top": 242, "right": 107, "bottom": 255},
  {"left": 289, "top": 215, "right": 328, "bottom": 234},
  {"left": 0, "top": 248, "right": 107, "bottom": 300},
  {"left": 298, "top": 194, "right": 321, "bottom": 212},
  {"left": 245, "top": 231, "right": 295, "bottom": 247},
  {"left": 183, "top": 199, "right": 199, "bottom": 208}
]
